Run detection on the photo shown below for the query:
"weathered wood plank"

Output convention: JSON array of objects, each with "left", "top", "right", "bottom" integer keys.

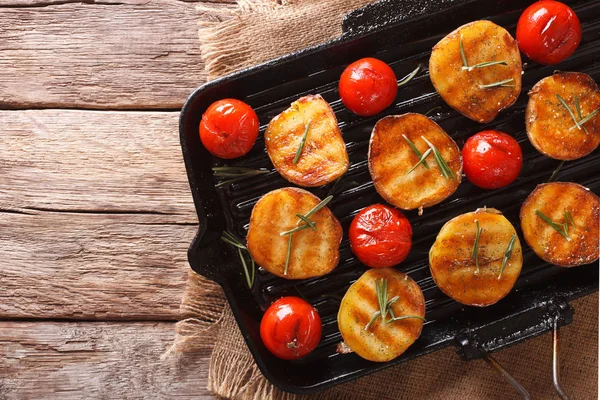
[
  {"left": 0, "top": 0, "right": 234, "bottom": 109},
  {"left": 0, "top": 210, "right": 196, "bottom": 319},
  {"left": 0, "top": 110, "right": 196, "bottom": 216},
  {"left": 0, "top": 321, "right": 215, "bottom": 399}
]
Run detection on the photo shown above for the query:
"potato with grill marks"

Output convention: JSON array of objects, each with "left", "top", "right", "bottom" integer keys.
[
  {"left": 337, "top": 268, "right": 425, "bottom": 362},
  {"left": 520, "top": 182, "right": 599, "bottom": 267},
  {"left": 368, "top": 113, "right": 462, "bottom": 211},
  {"left": 429, "top": 208, "right": 522, "bottom": 307},
  {"left": 265, "top": 94, "right": 349, "bottom": 187},
  {"left": 526, "top": 72, "right": 600, "bottom": 160},
  {"left": 429, "top": 20, "right": 522, "bottom": 123},
  {"left": 246, "top": 187, "right": 342, "bottom": 280}
]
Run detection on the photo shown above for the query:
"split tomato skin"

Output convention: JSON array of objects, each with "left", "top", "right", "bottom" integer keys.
[
  {"left": 349, "top": 204, "right": 412, "bottom": 268},
  {"left": 516, "top": 1, "right": 581, "bottom": 65},
  {"left": 338, "top": 57, "right": 398, "bottom": 117},
  {"left": 260, "top": 296, "right": 322, "bottom": 360},
  {"left": 462, "top": 130, "right": 523, "bottom": 190},
  {"left": 199, "top": 98, "right": 259, "bottom": 159}
]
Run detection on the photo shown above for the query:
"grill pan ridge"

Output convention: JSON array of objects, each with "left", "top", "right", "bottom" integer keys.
[{"left": 179, "top": 0, "right": 600, "bottom": 393}]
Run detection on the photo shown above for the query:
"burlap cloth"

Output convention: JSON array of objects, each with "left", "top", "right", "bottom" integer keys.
[{"left": 168, "top": 1, "right": 599, "bottom": 398}]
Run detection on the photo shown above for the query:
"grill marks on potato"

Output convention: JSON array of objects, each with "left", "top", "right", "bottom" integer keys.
[
  {"left": 337, "top": 268, "right": 425, "bottom": 362},
  {"left": 429, "top": 208, "right": 522, "bottom": 307},
  {"left": 265, "top": 94, "right": 349, "bottom": 187},
  {"left": 429, "top": 20, "right": 522, "bottom": 123},
  {"left": 368, "top": 113, "right": 462, "bottom": 210},
  {"left": 520, "top": 182, "right": 599, "bottom": 267},
  {"left": 246, "top": 187, "right": 342, "bottom": 279},
  {"left": 526, "top": 72, "right": 600, "bottom": 160}
]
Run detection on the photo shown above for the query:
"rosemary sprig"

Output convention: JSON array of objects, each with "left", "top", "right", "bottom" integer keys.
[
  {"left": 221, "top": 231, "right": 255, "bottom": 288},
  {"left": 556, "top": 94, "right": 582, "bottom": 131},
  {"left": 403, "top": 134, "right": 430, "bottom": 169},
  {"left": 478, "top": 78, "right": 514, "bottom": 89},
  {"left": 293, "top": 120, "right": 312, "bottom": 164},
  {"left": 364, "top": 278, "right": 426, "bottom": 331},
  {"left": 421, "top": 136, "right": 456, "bottom": 180},
  {"left": 212, "top": 167, "right": 269, "bottom": 188},
  {"left": 576, "top": 109, "right": 599, "bottom": 128},
  {"left": 406, "top": 148, "right": 432, "bottom": 174},
  {"left": 471, "top": 220, "right": 482, "bottom": 274},
  {"left": 281, "top": 195, "right": 334, "bottom": 275},
  {"left": 547, "top": 160, "right": 565, "bottom": 182},
  {"left": 398, "top": 65, "right": 421, "bottom": 87},
  {"left": 498, "top": 234, "right": 517, "bottom": 280},
  {"left": 535, "top": 209, "right": 574, "bottom": 241},
  {"left": 565, "top": 95, "right": 599, "bottom": 134},
  {"left": 459, "top": 34, "right": 468, "bottom": 68},
  {"left": 463, "top": 60, "right": 508, "bottom": 71}
]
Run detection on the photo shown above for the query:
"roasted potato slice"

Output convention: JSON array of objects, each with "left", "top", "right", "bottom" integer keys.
[
  {"left": 429, "top": 208, "right": 522, "bottom": 307},
  {"left": 526, "top": 72, "right": 600, "bottom": 160},
  {"left": 520, "top": 182, "right": 599, "bottom": 267},
  {"left": 429, "top": 20, "right": 522, "bottom": 123},
  {"left": 338, "top": 268, "right": 425, "bottom": 362},
  {"left": 246, "top": 187, "right": 342, "bottom": 279},
  {"left": 368, "top": 113, "right": 462, "bottom": 211},
  {"left": 265, "top": 94, "right": 349, "bottom": 187}
]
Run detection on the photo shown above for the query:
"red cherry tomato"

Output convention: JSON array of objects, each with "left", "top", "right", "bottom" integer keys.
[
  {"left": 349, "top": 204, "right": 412, "bottom": 268},
  {"left": 260, "top": 296, "right": 322, "bottom": 360},
  {"left": 338, "top": 57, "right": 398, "bottom": 117},
  {"left": 462, "top": 130, "right": 523, "bottom": 190},
  {"left": 516, "top": 1, "right": 581, "bottom": 65},
  {"left": 199, "top": 99, "right": 259, "bottom": 159}
]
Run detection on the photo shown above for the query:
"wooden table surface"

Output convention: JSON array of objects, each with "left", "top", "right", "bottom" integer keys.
[{"left": 0, "top": 1, "right": 233, "bottom": 397}]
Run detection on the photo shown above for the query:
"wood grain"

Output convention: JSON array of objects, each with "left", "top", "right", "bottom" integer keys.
[
  {"left": 0, "top": 0, "right": 234, "bottom": 110},
  {"left": 0, "top": 321, "right": 214, "bottom": 399}
]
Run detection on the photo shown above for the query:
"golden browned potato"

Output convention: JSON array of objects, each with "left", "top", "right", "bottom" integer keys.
[
  {"left": 265, "top": 94, "right": 349, "bottom": 187},
  {"left": 338, "top": 268, "right": 425, "bottom": 362},
  {"left": 520, "top": 182, "right": 599, "bottom": 267},
  {"left": 368, "top": 113, "right": 462, "bottom": 211},
  {"left": 429, "top": 208, "right": 522, "bottom": 307},
  {"left": 526, "top": 72, "right": 600, "bottom": 160},
  {"left": 246, "top": 187, "right": 342, "bottom": 279},
  {"left": 429, "top": 20, "right": 522, "bottom": 123}
]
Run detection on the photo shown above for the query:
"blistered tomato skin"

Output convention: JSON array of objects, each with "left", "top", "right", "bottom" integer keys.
[
  {"left": 259, "top": 296, "right": 322, "bottom": 360},
  {"left": 516, "top": 1, "right": 582, "bottom": 65},
  {"left": 349, "top": 204, "right": 412, "bottom": 268},
  {"left": 462, "top": 130, "right": 523, "bottom": 190},
  {"left": 199, "top": 98, "right": 259, "bottom": 159},
  {"left": 338, "top": 58, "right": 398, "bottom": 117}
]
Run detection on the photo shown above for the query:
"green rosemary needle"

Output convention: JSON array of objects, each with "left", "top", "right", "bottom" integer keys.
[
  {"left": 478, "top": 78, "right": 515, "bottom": 89},
  {"left": 556, "top": 94, "right": 582, "bottom": 131},
  {"left": 567, "top": 96, "right": 599, "bottom": 134},
  {"left": 459, "top": 34, "right": 468, "bottom": 68},
  {"left": 498, "top": 234, "right": 517, "bottom": 280},
  {"left": 547, "top": 160, "right": 565, "bottom": 182},
  {"left": 406, "top": 148, "right": 432, "bottom": 175},
  {"left": 364, "top": 278, "right": 426, "bottom": 331},
  {"left": 293, "top": 119, "right": 312, "bottom": 164},
  {"left": 284, "top": 234, "right": 293, "bottom": 276},
  {"left": 221, "top": 231, "right": 255, "bottom": 288},
  {"left": 421, "top": 136, "right": 456, "bottom": 180},
  {"left": 403, "top": 134, "right": 429, "bottom": 169},
  {"left": 463, "top": 60, "right": 508, "bottom": 72},
  {"left": 398, "top": 65, "right": 421, "bottom": 87},
  {"left": 212, "top": 167, "right": 270, "bottom": 188},
  {"left": 535, "top": 209, "right": 572, "bottom": 241},
  {"left": 471, "top": 220, "right": 482, "bottom": 274}
]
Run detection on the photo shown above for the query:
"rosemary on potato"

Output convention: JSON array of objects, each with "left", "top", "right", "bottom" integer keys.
[
  {"left": 557, "top": 94, "right": 599, "bottom": 135},
  {"left": 535, "top": 209, "right": 575, "bottom": 241},
  {"left": 293, "top": 119, "right": 312, "bottom": 164},
  {"left": 421, "top": 136, "right": 456, "bottom": 180},
  {"left": 478, "top": 78, "right": 515, "bottom": 89},
  {"left": 364, "top": 278, "right": 426, "bottom": 331},
  {"left": 403, "top": 134, "right": 430, "bottom": 169},
  {"left": 459, "top": 34, "right": 507, "bottom": 71},
  {"left": 471, "top": 220, "right": 483, "bottom": 274},
  {"left": 406, "top": 148, "right": 432, "bottom": 174},
  {"left": 221, "top": 231, "right": 255, "bottom": 288},
  {"left": 498, "top": 234, "right": 517, "bottom": 280},
  {"left": 212, "top": 166, "right": 269, "bottom": 188},
  {"left": 281, "top": 195, "right": 333, "bottom": 275}
]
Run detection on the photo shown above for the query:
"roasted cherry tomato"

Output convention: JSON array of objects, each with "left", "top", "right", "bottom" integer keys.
[
  {"left": 199, "top": 98, "right": 259, "bottom": 159},
  {"left": 338, "top": 57, "right": 398, "bottom": 117},
  {"left": 349, "top": 204, "right": 412, "bottom": 268},
  {"left": 516, "top": 1, "right": 581, "bottom": 65},
  {"left": 462, "top": 130, "right": 523, "bottom": 190},
  {"left": 260, "top": 296, "right": 322, "bottom": 360}
]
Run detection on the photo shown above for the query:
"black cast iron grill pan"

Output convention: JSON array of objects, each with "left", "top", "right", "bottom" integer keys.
[{"left": 179, "top": 0, "right": 600, "bottom": 394}]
